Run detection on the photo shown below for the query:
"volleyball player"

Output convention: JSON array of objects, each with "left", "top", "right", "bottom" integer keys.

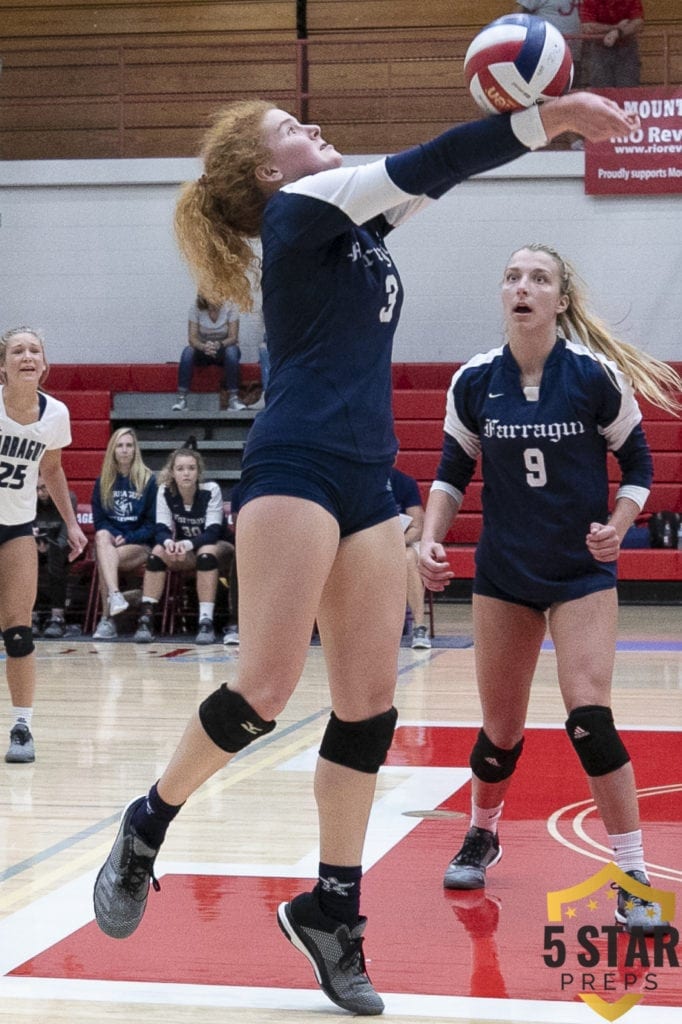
[
  {"left": 0, "top": 327, "right": 87, "bottom": 763},
  {"left": 419, "top": 244, "right": 681, "bottom": 934},
  {"left": 93, "top": 94, "right": 639, "bottom": 1013},
  {"left": 133, "top": 446, "right": 232, "bottom": 645}
]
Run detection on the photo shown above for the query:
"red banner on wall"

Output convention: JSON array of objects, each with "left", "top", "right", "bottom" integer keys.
[{"left": 584, "top": 86, "right": 682, "bottom": 195}]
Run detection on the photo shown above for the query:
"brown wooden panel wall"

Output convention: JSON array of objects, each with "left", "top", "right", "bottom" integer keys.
[
  {"left": 1, "top": 1, "right": 681, "bottom": 159},
  {"left": 0, "top": 1, "right": 295, "bottom": 38},
  {"left": 306, "top": 0, "right": 682, "bottom": 33},
  {"left": 306, "top": 1, "right": 511, "bottom": 34}
]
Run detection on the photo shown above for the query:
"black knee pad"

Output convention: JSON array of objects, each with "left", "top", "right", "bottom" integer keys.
[
  {"left": 470, "top": 728, "right": 524, "bottom": 784},
  {"left": 565, "top": 705, "right": 631, "bottom": 777},
  {"left": 198, "top": 684, "right": 276, "bottom": 752},
  {"left": 146, "top": 553, "right": 167, "bottom": 573},
  {"left": 319, "top": 707, "right": 398, "bottom": 774},
  {"left": 3, "top": 626, "right": 35, "bottom": 659},
  {"left": 196, "top": 552, "right": 218, "bottom": 572}
]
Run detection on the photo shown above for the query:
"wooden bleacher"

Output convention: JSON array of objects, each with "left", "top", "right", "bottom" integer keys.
[{"left": 1, "top": 0, "right": 680, "bottom": 158}]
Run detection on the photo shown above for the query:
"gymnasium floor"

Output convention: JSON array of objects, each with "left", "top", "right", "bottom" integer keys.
[{"left": 1, "top": 603, "right": 680, "bottom": 1024}]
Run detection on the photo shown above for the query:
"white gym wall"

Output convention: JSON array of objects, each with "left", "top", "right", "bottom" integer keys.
[{"left": 1, "top": 153, "right": 679, "bottom": 365}]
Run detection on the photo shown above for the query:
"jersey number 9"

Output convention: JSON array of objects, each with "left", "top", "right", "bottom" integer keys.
[{"left": 524, "top": 448, "right": 547, "bottom": 488}]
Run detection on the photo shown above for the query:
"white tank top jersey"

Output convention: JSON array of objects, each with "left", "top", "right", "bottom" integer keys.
[{"left": 0, "top": 389, "right": 72, "bottom": 526}]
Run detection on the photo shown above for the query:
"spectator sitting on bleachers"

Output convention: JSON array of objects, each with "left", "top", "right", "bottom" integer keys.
[
  {"left": 33, "top": 472, "right": 78, "bottom": 638},
  {"left": 91, "top": 427, "right": 157, "bottom": 639},
  {"left": 172, "top": 293, "right": 246, "bottom": 413},
  {"left": 133, "top": 446, "right": 234, "bottom": 645}
]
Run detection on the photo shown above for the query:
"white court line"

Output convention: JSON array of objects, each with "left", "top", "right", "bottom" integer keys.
[
  {"left": 1, "top": 975, "right": 681, "bottom": 1022},
  {"left": 548, "top": 786, "right": 682, "bottom": 883},
  {"left": 0, "top": 762, "right": 468, "bottom": 976},
  {"left": 2, "top": 731, "right": 679, "bottom": 1020}
]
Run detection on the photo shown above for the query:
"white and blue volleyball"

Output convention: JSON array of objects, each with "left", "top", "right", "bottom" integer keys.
[{"left": 464, "top": 14, "right": 574, "bottom": 114}]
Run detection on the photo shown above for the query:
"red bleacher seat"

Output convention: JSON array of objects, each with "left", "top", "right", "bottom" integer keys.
[{"left": 51, "top": 361, "right": 682, "bottom": 589}]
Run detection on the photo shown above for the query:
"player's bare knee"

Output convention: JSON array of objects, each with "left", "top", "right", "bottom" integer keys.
[
  {"left": 198, "top": 684, "right": 276, "bottom": 752},
  {"left": 565, "top": 705, "right": 630, "bottom": 777},
  {"left": 470, "top": 727, "right": 524, "bottom": 783},
  {"left": 319, "top": 707, "right": 398, "bottom": 773}
]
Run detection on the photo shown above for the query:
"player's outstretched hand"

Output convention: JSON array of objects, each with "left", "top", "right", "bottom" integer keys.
[{"left": 539, "top": 92, "right": 640, "bottom": 144}]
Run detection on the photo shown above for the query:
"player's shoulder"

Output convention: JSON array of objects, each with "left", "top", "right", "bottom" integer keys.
[
  {"left": 563, "top": 338, "right": 621, "bottom": 388},
  {"left": 451, "top": 346, "right": 504, "bottom": 388},
  {"left": 41, "top": 390, "right": 70, "bottom": 417},
  {"left": 201, "top": 480, "right": 222, "bottom": 497}
]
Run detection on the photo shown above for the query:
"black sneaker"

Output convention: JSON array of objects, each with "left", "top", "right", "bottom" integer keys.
[
  {"left": 614, "top": 869, "right": 670, "bottom": 934},
  {"left": 93, "top": 796, "right": 161, "bottom": 938},
  {"left": 443, "top": 826, "right": 502, "bottom": 889},
  {"left": 277, "top": 891, "right": 384, "bottom": 1015},
  {"left": 5, "top": 722, "right": 35, "bottom": 763}
]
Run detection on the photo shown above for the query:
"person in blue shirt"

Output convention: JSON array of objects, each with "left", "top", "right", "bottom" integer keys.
[
  {"left": 93, "top": 94, "right": 639, "bottom": 1013},
  {"left": 420, "top": 243, "right": 681, "bottom": 934},
  {"left": 91, "top": 427, "right": 157, "bottom": 639}
]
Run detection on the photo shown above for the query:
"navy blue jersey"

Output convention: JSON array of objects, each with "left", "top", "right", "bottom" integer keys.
[
  {"left": 244, "top": 111, "right": 546, "bottom": 466},
  {"left": 434, "top": 338, "right": 653, "bottom": 601},
  {"left": 156, "top": 481, "right": 225, "bottom": 549},
  {"left": 91, "top": 473, "right": 157, "bottom": 545}
]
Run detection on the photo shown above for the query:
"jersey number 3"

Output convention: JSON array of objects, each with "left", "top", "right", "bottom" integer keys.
[
  {"left": 524, "top": 448, "right": 547, "bottom": 488},
  {"left": 379, "top": 274, "right": 399, "bottom": 323}
]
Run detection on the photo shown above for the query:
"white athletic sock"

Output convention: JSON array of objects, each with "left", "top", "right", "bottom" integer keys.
[
  {"left": 471, "top": 801, "right": 504, "bottom": 835},
  {"left": 199, "top": 602, "right": 214, "bottom": 621},
  {"left": 12, "top": 706, "right": 33, "bottom": 729},
  {"left": 608, "top": 829, "right": 646, "bottom": 875}
]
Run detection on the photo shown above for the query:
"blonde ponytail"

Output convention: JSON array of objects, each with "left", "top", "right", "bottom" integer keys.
[{"left": 527, "top": 244, "right": 682, "bottom": 414}]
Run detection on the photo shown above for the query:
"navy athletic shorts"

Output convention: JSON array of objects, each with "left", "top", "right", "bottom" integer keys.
[
  {"left": 473, "top": 567, "right": 616, "bottom": 612},
  {"left": 0, "top": 521, "right": 35, "bottom": 547},
  {"left": 236, "top": 446, "right": 397, "bottom": 538}
]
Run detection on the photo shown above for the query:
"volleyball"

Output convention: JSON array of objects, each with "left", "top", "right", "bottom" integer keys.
[{"left": 464, "top": 14, "right": 574, "bottom": 115}]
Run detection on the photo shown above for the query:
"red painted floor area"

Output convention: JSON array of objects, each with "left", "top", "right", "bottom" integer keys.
[{"left": 11, "top": 727, "right": 682, "bottom": 1009}]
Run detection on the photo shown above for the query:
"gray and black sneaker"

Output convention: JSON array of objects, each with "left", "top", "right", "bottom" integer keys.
[
  {"left": 614, "top": 869, "right": 670, "bottom": 934},
  {"left": 443, "top": 826, "right": 502, "bottom": 890},
  {"left": 411, "top": 625, "right": 432, "bottom": 649},
  {"left": 93, "top": 796, "right": 161, "bottom": 938},
  {"left": 43, "top": 616, "right": 66, "bottom": 639},
  {"left": 194, "top": 618, "right": 216, "bottom": 645},
  {"left": 134, "top": 614, "right": 154, "bottom": 644},
  {"left": 277, "top": 892, "right": 384, "bottom": 1015},
  {"left": 5, "top": 722, "right": 35, "bottom": 764}
]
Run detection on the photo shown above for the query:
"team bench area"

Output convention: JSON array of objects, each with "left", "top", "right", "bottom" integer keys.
[{"left": 49, "top": 360, "right": 682, "bottom": 603}]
